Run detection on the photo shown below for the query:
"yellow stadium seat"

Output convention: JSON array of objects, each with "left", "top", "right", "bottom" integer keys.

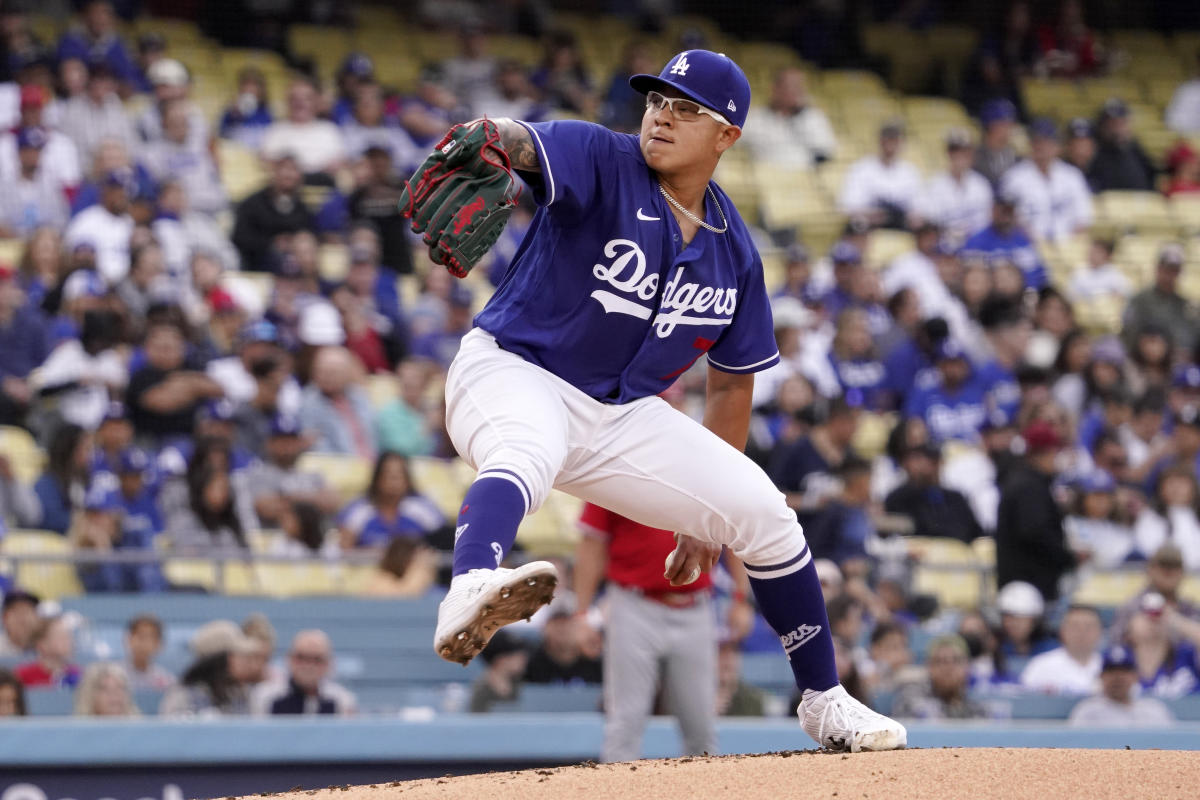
[
  {"left": 318, "top": 244, "right": 349, "bottom": 281},
  {"left": 1075, "top": 295, "right": 1124, "bottom": 335},
  {"left": 851, "top": 412, "right": 894, "bottom": 459},
  {"left": 865, "top": 229, "right": 915, "bottom": 268},
  {"left": 217, "top": 140, "right": 266, "bottom": 202},
  {"left": 1096, "top": 191, "right": 1176, "bottom": 234},
  {"left": 1072, "top": 570, "right": 1146, "bottom": 607},
  {"left": 0, "top": 531, "right": 83, "bottom": 599},
  {"left": 970, "top": 536, "right": 996, "bottom": 568},
  {"left": 905, "top": 536, "right": 978, "bottom": 566},
  {"left": 163, "top": 559, "right": 218, "bottom": 592},
  {"left": 913, "top": 566, "right": 982, "bottom": 609},
  {"left": 0, "top": 239, "right": 24, "bottom": 267},
  {"left": 1020, "top": 79, "right": 1079, "bottom": 119},
  {"left": 1180, "top": 576, "right": 1200, "bottom": 605},
  {"left": 230, "top": 562, "right": 340, "bottom": 596},
  {"left": 409, "top": 457, "right": 467, "bottom": 518},
  {"left": 0, "top": 425, "right": 45, "bottom": 483},
  {"left": 1172, "top": 195, "right": 1200, "bottom": 235},
  {"left": 820, "top": 70, "right": 889, "bottom": 98},
  {"left": 365, "top": 374, "right": 399, "bottom": 410},
  {"left": 296, "top": 453, "right": 372, "bottom": 502}
]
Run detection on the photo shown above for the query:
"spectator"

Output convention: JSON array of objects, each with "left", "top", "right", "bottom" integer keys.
[
  {"left": 529, "top": 30, "right": 595, "bottom": 117},
  {"left": 246, "top": 412, "right": 341, "bottom": 528},
  {"left": 56, "top": 1, "right": 136, "bottom": 87},
  {"left": 918, "top": 129, "right": 993, "bottom": 245},
  {"left": 211, "top": 320, "right": 299, "bottom": 417},
  {"left": 1062, "top": 117, "right": 1095, "bottom": 176},
  {"left": 0, "top": 668, "right": 26, "bottom": 717},
  {"left": 251, "top": 630, "right": 356, "bottom": 716},
  {"left": 16, "top": 615, "right": 81, "bottom": 688},
  {"left": 441, "top": 22, "right": 498, "bottom": 116},
  {"left": 838, "top": 121, "right": 923, "bottom": 228},
  {"left": 397, "top": 65, "right": 462, "bottom": 149},
  {"left": 881, "top": 224, "right": 958, "bottom": 321},
  {"left": 475, "top": 60, "right": 547, "bottom": 123},
  {"left": 299, "top": 346, "right": 377, "bottom": 459},
  {"left": 261, "top": 77, "right": 345, "bottom": 179},
  {"left": 336, "top": 451, "right": 444, "bottom": 549},
  {"left": 1123, "top": 244, "right": 1198, "bottom": 356},
  {"left": 903, "top": 339, "right": 987, "bottom": 444},
  {"left": 1020, "top": 605, "right": 1104, "bottom": 694},
  {"left": 218, "top": 67, "right": 273, "bottom": 150},
  {"left": 1068, "top": 238, "right": 1129, "bottom": 302},
  {"left": 1068, "top": 645, "right": 1174, "bottom": 727},
  {"left": 160, "top": 620, "right": 258, "bottom": 716},
  {"left": 1088, "top": 99, "right": 1155, "bottom": 192},
  {"left": 18, "top": 226, "right": 66, "bottom": 309},
  {"left": 1166, "top": 49, "right": 1200, "bottom": 134},
  {"left": 977, "top": 296, "right": 1032, "bottom": 418},
  {"left": 410, "top": 283, "right": 473, "bottom": 370},
  {"left": 162, "top": 439, "right": 254, "bottom": 555},
  {"left": 231, "top": 154, "right": 316, "bottom": 271},
  {"left": 0, "top": 590, "right": 39, "bottom": 659},
  {"left": 1134, "top": 463, "right": 1200, "bottom": 570},
  {"left": 1164, "top": 142, "right": 1200, "bottom": 197},
  {"left": 892, "top": 635, "right": 986, "bottom": 720},
  {"left": 0, "top": 263, "right": 48, "bottom": 426},
  {"left": 74, "top": 662, "right": 139, "bottom": 717},
  {"left": 768, "top": 395, "right": 859, "bottom": 511},
  {"left": 70, "top": 137, "right": 155, "bottom": 220},
  {"left": 64, "top": 168, "right": 135, "bottom": 285},
  {"left": 137, "top": 58, "right": 209, "bottom": 152},
  {"left": 347, "top": 146, "right": 413, "bottom": 276},
  {"left": 0, "top": 126, "right": 68, "bottom": 236},
  {"left": 960, "top": 193, "right": 1046, "bottom": 291},
  {"left": 32, "top": 423, "right": 92, "bottom": 534},
  {"left": 1125, "top": 604, "right": 1200, "bottom": 699},
  {"left": 861, "top": 621, "right": 918, "bottom": 695},
  {"left": 1000, "top": 119, "right": 1093, "bottom": 242},
  {"left": 126, "top": 320, "right": 225, "bottom": 444},
  {"left": 330, "top": 53, "right": 376, "bottom": 126},
  {"left": 885, "top": 442, "right": 982, "bottom": 542},
  {"left": 469, "top": 629, "right": 529, "bottom": 712},
  {"left": 973, "top": 99, "right": 1020, "bottom": 188},
  {"left": 716, "top": 643, "right": 767, "bottom": 717},
  {"left": 599, "top": 40, "right": 658, "bottom": 133},
  {"left": 524, "top": 606, "right": 602, "bottom": 685},
  {"left": 995, "top": 422, "right": 1076, "bottom": 601},
  {"left": 0, "top": 85, "right": 83, "bottom": 197},
  {"left": 800, "top": 456, "right": 876, "bottom": 568},
  {"left": 741, "top": 67, "right": 836, "bottom": 169},
  {"left": 141, "top": 99, "right": 227, "bottom": 216},
  {"left": 71, "top": 483, "right": 131, "bottom": 591},
  {"left": 241, "top": 613, "right": 278, "bottom": 688},
  {"left": 1035, "top": 0, "right": 1103, "bottom": 78},
  {"left": 375, "top": 361, "right": 435, "bottom": 457},
  {"left": 58, "top": 59, "right": 137, "bottom": 162},
  {"left": 1064, "top": 471, "right": 1136, "bottom": 569},
  {"left": 340, "top": 82, "right": 417, "bottom": 168},
  {"left": 124, "top": 614, "right": 174, "bottom": 691},
  {"left": 1110, "top": 544, "right": 1198, "bottom": 644},
  {"left": 29, "top": 308, "right": 128, "bottom": 432},
  {"left": 828, "top": 309, "right": 887, "bottom": 410},
  {"left": 993, "top": 580, "right": 1058, "bottom": 681},
  {"left": 359, "top": 537, "right": 438, "bottom": 597}
]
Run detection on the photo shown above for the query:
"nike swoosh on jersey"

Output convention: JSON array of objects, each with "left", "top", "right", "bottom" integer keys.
[
  {"left": 591, "top": 289, "right": 653, "bottom": 319},
  {"left": 636, "top": 208, "right": 661, "bottom": 221}
]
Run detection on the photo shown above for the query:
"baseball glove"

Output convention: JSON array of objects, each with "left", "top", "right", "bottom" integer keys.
[{"left": 399, "top": 119, "right": 521, "bottom": 278}]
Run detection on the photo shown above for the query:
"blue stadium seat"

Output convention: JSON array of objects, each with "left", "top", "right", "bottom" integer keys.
[
  {"left": 25, "top": 689, "right": 75, "bottom": 716},
  {"left": 492, "top": 684, "right": 603, "bottom": 713}
]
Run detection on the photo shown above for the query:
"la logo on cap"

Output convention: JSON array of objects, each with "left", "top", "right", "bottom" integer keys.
[{"left": 670, "top": 53, "right": 690, "bottom": 76}]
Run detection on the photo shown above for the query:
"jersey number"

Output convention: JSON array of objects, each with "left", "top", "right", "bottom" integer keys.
[{"left": 659, "top": 336, "right": 715, "bottom": 381}]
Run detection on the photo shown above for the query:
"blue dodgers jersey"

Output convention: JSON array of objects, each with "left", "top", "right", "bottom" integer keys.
[{"left": 474, "top": 120, "right": 779, "bottom": 403}]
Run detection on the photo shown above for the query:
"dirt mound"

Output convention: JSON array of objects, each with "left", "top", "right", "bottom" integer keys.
[{"left": 250, "top": 748, "right": 1195, "bottom": 800}]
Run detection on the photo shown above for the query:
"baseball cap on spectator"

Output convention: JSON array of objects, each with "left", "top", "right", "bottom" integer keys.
[
  {"left": 994, "top": 189, "right": 1020, "bottom": 208},
  {"left": 137, "top": 32, "right": 167, "bottom": 54},
  {"left": 1076, "top": 470, "right": 1116, "bottom": 494},
  {"left": 981, "top": 407, "right": 1015, "bottom": 432},
  {"left": 1150, "top": 542, "right": 1184, "bottom": 569},
  {"left": 298, "top": 301, "right": 345, "bottom": 346},
  {"left": 979, "top": 98, "right": 1017, "bottom": 125},
  {"left": 1066, "top": 117, "right": 1093, "bottom": 139},
  {"left": 190, "top": 620, "right": 259, "bottom": 659},
  {"left": 339, "top": 52, "right": 375, "bottom": 79},
  {"left": 1100, "top": 645, "right": 1136, "bottom": 672},
  {"left": 197, "top": 398, "right": 236, "bottom": 424},
  {"left": 1158, "top": 243, "right": 1185, "bottom": 270},
  {"left": 448, "top": 283, "right": 474, "bottom": 309},
  {"left": 1175, "top": 404, "right": 1200, "bottom": 429},
  {"left": 1167, "top": 142, "right": 1198, "bottom": 172},
  {"left": 0, "top": 264, "right": 12, "bottom": 282},
  {"left": 1091, "top": 336, "right": 1126, "bottom": 365},
  {"left": 208, "top": 289, "right": 240, "bottom": 315},
  {"left": 785, "top": 243, "right": 809, "bottom": 263},
  {"left": 997, "top": 581, "right": 1045, "bottom": 617},
  {"left": 1172, "top": 364, "right": 1200, "bottom": 390},
  {"left": 148, "top": 58, "right": 189, "bottom": 88},
  {"left": 1, "top": 589, "right": 39, "bottom": 612},
  {"left": 1028, "top": 118, "right": 1059, "bottom": 140},
  {"left": 879, "top": 119, "right": 905, "bottom": 139},
  {"left": 814, "top": 558, "right": 843, "bottom": 591},
  {"left": 1021, "top": 420, "right": 1064, "bottom": 452},
  {"left": 771, "top": 296, "right": 814, "bottom": 331},
  {"left": 103, "top": 167, "right": 134, "bottom": 191},
  {"left": 945, "top": 127, "right": 973, "bottom": 150},
  {"left": 269, "top": 413, "right": 303, "bottom": 438},
  {"left": 843, "top": 216, "right": 871, "bottom": 237},
  {"left": 62, "top": 269, "right": 106, "bottom": 301},
  {"left": 83, "top": 483, "right": 120, "bottom": 512},
  {"left": 479, "top": 629, "right": 526, "bottom": 665},
  {"left": 86, "top": 55, "right": 116, "bottom": 79},
  {"left": 1098, "top": 97, "right": 1129, "bottom": 121},
  {"left": 16, "top": 126, "right": 47, "bottom": 150},
  {"left": 934, "top": 338, "right": 969, "bottom": 362},
  {"left": 239, "top": 319, "right": 279, "bottom": 345},
  {"left": 118, "top": 447, "right": 150, "bottom": 475},
  {"left": 830, "top": 241, "right": 862, "bottom": 265},
  {"left": 19, "top": 84, "right": 47, "bottom": 110},
  {"left": 629, "top": 49, "right": 751, "bottom": 128}
]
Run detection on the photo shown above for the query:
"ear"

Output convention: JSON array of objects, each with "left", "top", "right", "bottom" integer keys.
[{"left": 714, "top": 124, "right": 742, "bottom": 155}]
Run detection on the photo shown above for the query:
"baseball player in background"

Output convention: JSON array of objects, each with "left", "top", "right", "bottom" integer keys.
[{"left": 404, "top": 49, "right": 907, "bottom": 752}]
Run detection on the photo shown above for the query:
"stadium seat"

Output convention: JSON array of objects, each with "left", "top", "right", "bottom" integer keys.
[
  {"left": 364, "top": 373, "right": 399, "bottom": 410},
  {"left": 864, "top": 230, "right": 915, "bottom": 268},
  {"left": 216, "top": 140, "right": 266, "bottom": 202},
  {"left": 0, "top": 239, "right": 24, "bottom": 268},
  {"left": 905, "top": 537, "right": 977, "bottom": 565},
  {"left": 25, "top": 689, "right": 75, "bottom": 716},
  {"left": 1171, "top": 195, "right": 1200, "bottom": 235},
  {"left": 296, "top": 453, "right": 372, "bottom": 502},
  {"left": 162, "top": 558, "right": 219, "bottom": 592},
  {"left": 1072, "top": 570, "right": 1145, "bottom": 607},
  {"left": 318, "top": 244, "right": 350, "bottom": 281},
  {"left": 0, "top": 425, "right": 45, "bottom": 483},
  {"left": 408, "top": 457, "right": 466, "bottom": 518},
  {"left": 0, "top": 531, "right": 83, "bottom": 599},
  {"left": 1095, "top": 191, "right": 1175, "bottom": 234},
  {"left": 492, "top": 684, "right": 603, "bottom": 713}
]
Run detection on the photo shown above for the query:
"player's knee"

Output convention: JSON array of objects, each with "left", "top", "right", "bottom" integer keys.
[
  {"left": 475, "top": 445, "right": 561, "bottom": 513},
  {"left": 724, "top": 488, "right": 808, "bottom": 568}
]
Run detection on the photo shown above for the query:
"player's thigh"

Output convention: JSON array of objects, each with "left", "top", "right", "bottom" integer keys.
[
  {"left": 445, "top": 331, "right": 570, "bottom": 508},
  {"left": 558, "top": 397, "right": 802, "bottom": 566}
]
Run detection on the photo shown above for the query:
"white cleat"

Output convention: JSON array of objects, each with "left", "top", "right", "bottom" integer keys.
[
  {"left": 433, "top": 562, "right": 559, "bottom": 665},
  {"left": 798, "top": 684, "right": 907, "bottom": 752}
]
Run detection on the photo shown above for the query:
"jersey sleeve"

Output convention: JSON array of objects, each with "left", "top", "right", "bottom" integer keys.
[
  {"left": 706, "top": 254, "right": 781, "bottom": 375},
  {"left": 578, "top": 502, "right": 614, "bottom": 540},
  {"left": 515, "top": 120, "right": 617, "bottom": 220}
]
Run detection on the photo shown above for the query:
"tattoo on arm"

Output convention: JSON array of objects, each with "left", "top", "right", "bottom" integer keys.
[{"left": 495, "top": 118, "right": 541, "bottom": 173}]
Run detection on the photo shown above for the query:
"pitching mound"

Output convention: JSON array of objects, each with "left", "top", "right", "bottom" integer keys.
[{"left": 249, "top": 748, "right": 1197, "bottom": 800}]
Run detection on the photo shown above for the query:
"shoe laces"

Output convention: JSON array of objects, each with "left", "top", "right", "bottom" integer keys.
[{"left": 810, "top": 687, "right": 878, "bottom": 747}]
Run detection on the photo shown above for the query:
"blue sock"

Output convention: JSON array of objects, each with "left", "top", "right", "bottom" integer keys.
[
  {"left": 746, "top": 550, "right": 839, "bottom": 693},
  {"left": 451, "top": 475, "right": 528, "bottom": 576}
]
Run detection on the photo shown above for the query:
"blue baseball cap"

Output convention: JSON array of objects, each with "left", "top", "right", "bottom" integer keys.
[
  {"left": 101, "top": 401, "right": 126, "bottom": 423},
  {"left": 979, "top": 98, "right": 1017, "bottom": 125},
  {"left": 830, "top": 241, "right": 862, "bottom": 265},
  {"left": 239, "top": 319, "right": 279, "bottom": 345},
  {"left": 118, "top": 447, "right": 150, "bottom": 475},
  {"left": 981, "top": 407, "right": 1015, "bottom": 432},
  {"left": 16, "top": 126, "right": 47, "bottom": 150},
  {"left": 629, "top": 50, "right": 750, "bottom": 128},
  {"left": 197, "top": 399, "right": 236, "bottom": 424},
  {"left": 1029, "top": 117, "right": 1059, "bottom": 140},
  {"left": 935, "top": 338, "right": 970, "bottom": 362},
  {"left": 269, "top": 413, "right": 303, "bottom": 437},
  {"left": 62, "top": 269, "right": 106, "bottom": 301},
  {"left": 1172, "top": 364, "right": 1200, "bottom": 389},
  {"left": 84, "top": 484, "right": 120, "bottom": 512},
  {"left": 1077, "top": 470, "right": 1116, "bottom": 494},
  {"left": 1101, "top": 645, "right": 1135, "bottom": 672}
]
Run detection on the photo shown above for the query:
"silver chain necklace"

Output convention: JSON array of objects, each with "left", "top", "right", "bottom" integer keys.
[{"left": 658, "top": 183, "right": 728, "bottom": 234}]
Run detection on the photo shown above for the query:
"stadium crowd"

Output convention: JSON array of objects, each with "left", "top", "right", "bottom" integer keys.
[{"left": 0, "top": 0, "right": 1196, "bottom": 728}]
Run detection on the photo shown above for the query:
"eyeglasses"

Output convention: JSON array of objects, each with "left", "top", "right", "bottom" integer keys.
[
  {"left": 645, "top": 91, "right": 729, "bottom": 125},
  {"left": 291, "top": 652, "right": 329, "bottom": 664}
]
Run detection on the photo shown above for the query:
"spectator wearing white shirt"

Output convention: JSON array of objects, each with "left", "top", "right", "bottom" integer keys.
[
  {"left": 136, "top": 58, "right": 210, "bottom": 153},
  {"left": 151, "top": 180, "right": 240, "bottom": 279},
  {"left": 1068, "top": 645, "right": 1174, "bottom": 727},
  {"left": 29, "top": 308, "right": 128, "bottom": 431},
  {"left": 441, "top": 22, "right": 499, "bottom": 117},
  {"left": 261, "top": 77, "right": 346, "bottom": 178},
  {"left": 0, "top": 127, "right": 69, "bottom": 237},
  {"left": 339, "top": 82, "right": 419, "bottom": 168},
  {"left": 918, "top": 128, "right": 993, "bottom": 246},
  {"left": 973, "top": 98, "right": 1019, "bottom": 187},
  {"left": 1068, "top": 238, "right": 1130, "bottom": 301},
  {"left": 58, "top": 59, "right": 137, "bottom": 164},
  {"left": 1166, "top": 50, "right": 1200, "bottom": 135},
  {"left": 839, "top": 120, "right": 923, "bottom": 229},
  {"left": 1020, "top": 605, "right": 1103, "bottom": 694},
  {"left": 141, "top": 100, "right": 227, "bottom": 216},
  {"left": 741, "top": 68, "right": 837, "bottom": 169},
  {"left": 472, "top": 60, "right": 548, "bottom": 126},
  {"left": 64, "top": 169, "right": 134, "bottom": 285},
  {"left": 0, "top": 85, "right": 82, "bottom": 197},
  {"left": 1000, "top": 118, "right": 1093, "bottom": 242}
]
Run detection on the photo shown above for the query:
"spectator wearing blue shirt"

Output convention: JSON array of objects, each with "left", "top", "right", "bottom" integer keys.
[
  {"left": 336, "top": 451, "right": 445, "bottom": 549},
  {"left": 820, "top": 242, "right": 864, "bottom": 322},
  {"left": 331, "top": 53, "right": 376, "bottom": 126},
  {"left": 0, "top": 264, "right": 48, "bottom": 425},
  {"left": 218, "top": 67, "right": 274, "bottom": 150},
  {"left": 768, "top": 396, "right": 860, "bottom": 512},
  {"left": 771, "top": 244, "right": 818, "bottom": 306},
  {"left": 904, "top": 339, "right": 988, "bottom": 444},
  {"left": 800, "top": 456, "right": 874, "bottom": 567},
  {"left": 33, "top": 424, "right": 92, "bottom": 535},
  {"left": 1125, "top": 604, "right": 1200, "bottom": 699},
  {"left": 158, "top": 399, "right": 257, "bottom": 480},
  {"left": 961, "top": 193, "right": 1047, "bottom": 290},
  {"left": 881, "top": 316, "right": 947, "bottom": 413},
  {"left": 409, "top": 283, "right": 473, "bottom": 370},
  {"left": 829, "top": 308, "right": 888, "bottom": 410},
  {"left": 57, "top": 1, "right": 138, "bottom": 86},
  {"left": 90, "top": 401, "right": 134, "bottom": 482},
  {"left": 976, "top": 296, "right": 1031, "bottom": 420}
]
